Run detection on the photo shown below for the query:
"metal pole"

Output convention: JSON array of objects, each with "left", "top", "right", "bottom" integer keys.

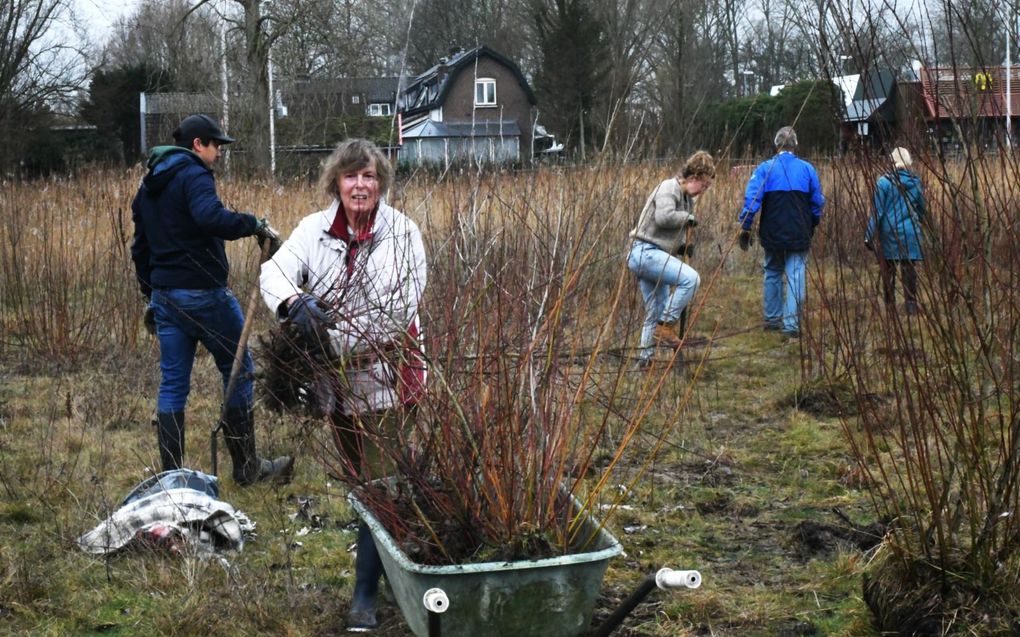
[
  {"left": 220, "top": 0, "right": 231, "bottom": 171},
  {"left": 1007, "top": 8, "right": 1013, "bottom": 149},
  {"left": 590, "top": 568, "right": 701, "bottom": 637},
  {"left": 589, "top": 575, "right": 656, "bottom": 637},
  {"left": 268, "top": 44, "right": 276, "bottom": 177},
  {"left": 139, "top": 92, "right": 147, "bottom": 156}
]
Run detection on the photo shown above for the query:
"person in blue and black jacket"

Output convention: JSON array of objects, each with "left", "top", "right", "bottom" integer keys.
[
  {"left": 737, "top": 126, "right": 826, "bottom": 338},
  {"left": 131, "top": 114, "right": 293, "bottom": 485}
]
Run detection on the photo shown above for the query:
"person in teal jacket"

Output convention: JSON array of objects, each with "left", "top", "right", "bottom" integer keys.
[{"left": 865, "top": 147, "right": 926, "bottom": 315}]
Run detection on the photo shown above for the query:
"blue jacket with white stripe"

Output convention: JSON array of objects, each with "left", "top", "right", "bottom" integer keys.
[{"left": 739, "top": 151, "right": 825, "bottom": 252}]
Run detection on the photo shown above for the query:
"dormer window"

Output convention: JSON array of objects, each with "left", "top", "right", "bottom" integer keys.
[
  {"left": 368, "top": 103, "right": 392, "bottom": 117},
  {"left": 475, "top": 78, "right": 496, "bottom": 106}
]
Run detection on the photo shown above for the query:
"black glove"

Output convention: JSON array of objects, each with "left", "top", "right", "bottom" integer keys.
[
  {"left": 286, "top": 293, "right": 334, "bottom": 348},
  {"left": 254, "top": 218, "right": 282, "bottom": 258},
  {"left": 864, "top": 239, "right": 874, "bottom": 252},
  {"left": 143, "top": 306, "right": 156, "bottom": 336},
  {"left": 686, "top": 215, "right": 698, "bottom": 228},
  {"left": 677, "top": 244, "right": 695, "bottom": 258},
  {"left": 739, "top": 230, "right": 753, "bottom": 252}
]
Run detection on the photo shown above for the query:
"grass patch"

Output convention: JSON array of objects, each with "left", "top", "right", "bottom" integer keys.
[{"left": 0, "top": 167, "right": 884, "bottom": 636}]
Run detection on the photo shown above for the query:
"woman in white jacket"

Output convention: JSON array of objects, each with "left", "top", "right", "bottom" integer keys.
[{"left": 260, "top": 138, "right": 426, "bottom": 632}]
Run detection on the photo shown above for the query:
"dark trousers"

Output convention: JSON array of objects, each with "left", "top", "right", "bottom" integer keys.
[
  {"left": 328, "top": 407, "right": 416, "bottom": 482},
  {"left": 878, "top": 258, "right": 918, "bottom": 307}
]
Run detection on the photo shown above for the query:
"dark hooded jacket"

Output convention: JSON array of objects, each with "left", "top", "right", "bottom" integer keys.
[{"left": 131, "top": 146, "right": 258, "bottom": 296}]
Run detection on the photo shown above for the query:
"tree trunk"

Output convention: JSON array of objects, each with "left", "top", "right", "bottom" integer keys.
[{"left": 242, "top": 0, "right": 271, "bottom": 175}]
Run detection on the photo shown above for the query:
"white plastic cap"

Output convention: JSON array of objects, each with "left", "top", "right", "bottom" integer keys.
[
  {"left": 655, "top": 567, "right": 702, "bottom": 589},
  {"left": 423, "top": 588, "right": 450, "bottom": 613}
]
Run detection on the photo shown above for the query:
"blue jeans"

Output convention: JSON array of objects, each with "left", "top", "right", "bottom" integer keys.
[
  {"left": 627, "top": 240, "right": 700, "bottom": 360},
  {"left": 150, "top": 288, "right": 253, "bottom": 413},
  {"left": 763, "top": 250, "right": 808, "bottom": 333}
]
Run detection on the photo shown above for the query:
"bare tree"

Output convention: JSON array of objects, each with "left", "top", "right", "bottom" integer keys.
[
  {"left": 100, "top": 0, "right": 220, "bottom": 92},
  {"left": 594, "top": 0, "right": 672, "bottom": 150},
  {"left": 0, "top": 0, "right": 88, "bottom": 168},
  {"left": 716, "top": 0, "right": 747, "bottom": 96},
  {"left": 929, "top": 0, "right": 1007, "bottom": 68},
  {"left": 270, "top": 0, "right": 380, "bottom": 78},
  {"left": 406, "top": 0, "right": 522, "bottom": 72},
  {"left": 164, "top": 0, "right": 308, "bottom": 174},
  {"left": 744, "top": 0, "right": 808, "bottom": 89},
  {"left": 642, "top": 0, "right": 729, "bottom": 152}
]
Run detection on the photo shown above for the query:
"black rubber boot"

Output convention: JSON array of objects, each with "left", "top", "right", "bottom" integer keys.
[
  {"left": 346, "top": 522, "right": 383, "bottom": 632},
  {"left": 156, "top": 411, "right": 185, "bottom": 472},
  {"left": 221, "top": 407, "right": 294, "bottom": 486}
]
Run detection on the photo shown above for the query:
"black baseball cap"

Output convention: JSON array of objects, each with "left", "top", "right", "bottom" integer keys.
[{"left": 173, "top": 114, "right": 236, "bottom": 146}]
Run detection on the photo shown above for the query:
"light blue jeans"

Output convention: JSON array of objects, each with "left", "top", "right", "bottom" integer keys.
[
  {"left": 150, "top": 287, "right": 254, "bottom": 412},
  {"left": 627, "top": 240, "right": 700, "bottom": 360},
  {"left": 763, "top": 250, "right": 808, "bottom": 333}
]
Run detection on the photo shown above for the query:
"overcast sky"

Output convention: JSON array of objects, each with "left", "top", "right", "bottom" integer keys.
[{"left": 75, "top": 0, "right": 140, "bottom": 42}]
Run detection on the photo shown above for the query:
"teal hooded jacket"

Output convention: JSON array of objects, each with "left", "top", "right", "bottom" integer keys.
[{"left": 866, "top": 168, "right": 926, "bottom": 261}]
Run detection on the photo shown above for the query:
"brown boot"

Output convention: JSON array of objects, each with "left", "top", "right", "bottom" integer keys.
[{"left": 653, "top": 322, "right": 683, "bottom": 350}]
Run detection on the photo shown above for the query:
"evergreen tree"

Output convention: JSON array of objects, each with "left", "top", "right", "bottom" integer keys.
[
  {"left": 80, "top": 64, "right": 174, "bottom": 164},
  {"left": 531, "top": 0, "right": 609, "bottom": 157}
]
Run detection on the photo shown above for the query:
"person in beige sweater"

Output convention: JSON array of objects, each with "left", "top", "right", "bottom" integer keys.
[{"left": 627, "top": 151, "right": 715, "bottom": 367}]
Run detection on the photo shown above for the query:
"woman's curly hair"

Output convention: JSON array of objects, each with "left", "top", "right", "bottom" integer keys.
[{"left": 680, "top": 150, "right": 716, "bottom": 181}]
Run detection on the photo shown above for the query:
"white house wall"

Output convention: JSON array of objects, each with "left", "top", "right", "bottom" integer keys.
[{"left": 400, "top": 136, "right": 520, "bottom": 164}]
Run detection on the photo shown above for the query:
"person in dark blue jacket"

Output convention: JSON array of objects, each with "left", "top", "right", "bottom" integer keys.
[
  {"left": 131, "top": 114, "right": 293, "bottom": 485},
  {"left": 865, "top": 147, "right": 926, "bottom": 315},
  {"left": 737, "top": 126, "right": 826, "bottom": 337}
]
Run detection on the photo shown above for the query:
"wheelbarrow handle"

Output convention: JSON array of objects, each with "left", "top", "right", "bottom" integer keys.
[
  {"left": 656, "top": 567, "right": 701, "bottom": 589},
  {"left": 590, "top": 566, "right": 702, "bottom": 637},
  {"left": 423, "top": 587, "right": 449, "bottom": 637},
  {"left": 212, "top": 238, "right": 273, "bottom": 476}
]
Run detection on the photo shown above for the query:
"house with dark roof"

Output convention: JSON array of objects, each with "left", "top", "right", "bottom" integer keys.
[
  {"left": 398, "top": 46, "right": 540, "bottom": 165},
  {"left": 836, "top": 70, "right": 899, "bottom": 146},
  {"left": 917, "top": 65, "right": 1019, "bottom": 150},
  {"left": 282, "top": 76, "right": 400, "bottom": 121}
]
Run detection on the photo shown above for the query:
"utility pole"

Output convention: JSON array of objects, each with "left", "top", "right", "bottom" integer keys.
[
  {"left": 220, "top": 0, "right": 231, "bottom": 171},
  {"left": 268, "top": 43, "right": 276, "bottom": 177},
  {"left": 1007, "top": 10, "right": 1013, "bottom": 149}
]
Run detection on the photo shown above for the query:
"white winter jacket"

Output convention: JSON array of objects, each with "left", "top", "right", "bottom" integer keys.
[{"left": 260, "top": 199, "right": 427, "bottom": 415}]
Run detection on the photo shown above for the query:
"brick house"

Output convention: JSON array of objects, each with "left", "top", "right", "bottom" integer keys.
[{"left": 398, "top": 46, "right": 540, "bottom": 165}]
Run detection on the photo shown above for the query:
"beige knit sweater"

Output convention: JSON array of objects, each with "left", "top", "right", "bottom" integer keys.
[{"left": 629, "top": 177, "right": 694, "bottom": 254}]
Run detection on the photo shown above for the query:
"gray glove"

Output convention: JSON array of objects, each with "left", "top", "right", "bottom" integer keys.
[{"left": 254, "top": 218, "right": 282, "bottom": 258}]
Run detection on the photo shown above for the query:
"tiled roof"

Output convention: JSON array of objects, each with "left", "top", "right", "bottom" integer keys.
[
  {"left": 920, "top": 66, "right": 1020, "bottom": 119},
  {"left": 283, "top": 77, "right": 399, "bottom": 102}
]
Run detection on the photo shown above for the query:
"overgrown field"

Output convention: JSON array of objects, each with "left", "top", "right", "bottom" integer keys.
[{"left": 1, "top": 155, "right": 1016, "bottom": 636}]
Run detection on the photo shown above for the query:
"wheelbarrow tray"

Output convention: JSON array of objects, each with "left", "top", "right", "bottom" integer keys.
[{"left": 348, "top": 486, "right": 622, "bottom": 637}]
